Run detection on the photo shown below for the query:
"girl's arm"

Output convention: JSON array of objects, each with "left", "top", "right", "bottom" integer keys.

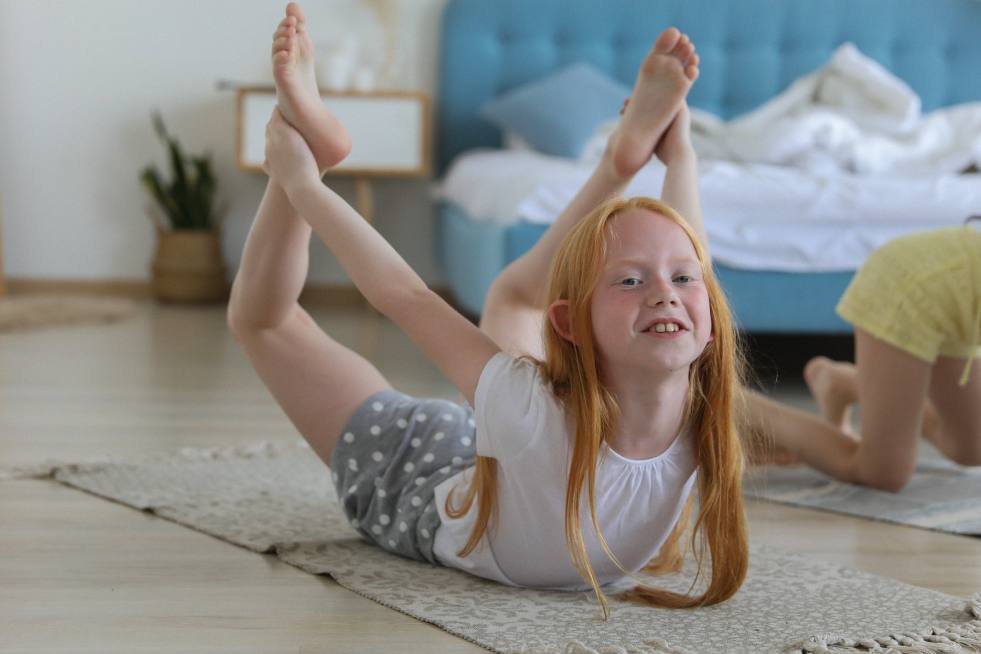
[
  {"left": 656, "top": 105, "right": 708, "bottom": 253},
  {"left": 267, "top": 112, "right": 500, "bottom": 406},
  {"left": 480, "top": 148, "right": 630, "bottom": 357}
]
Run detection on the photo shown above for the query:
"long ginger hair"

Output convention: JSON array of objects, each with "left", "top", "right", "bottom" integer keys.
[{"left": 446, "top": 196, "right": 749, "bottom": 618}]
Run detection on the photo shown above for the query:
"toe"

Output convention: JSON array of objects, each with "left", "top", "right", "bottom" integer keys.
[
  {"left": 274, "top": 35, "right": 294, "bottom": 60},
  {"left": 803, "top": 356, "right": 828, "bottom": 383},
  {"left": 286, "top": 2, "right": 306, "bottom": 23},
  {"left": 685, "top": 52, "right": 700, "bottom": 79},
  {"left": 273, "top": 50, "right": 290, "bottom": 67},
  {"left": 653, "top": 27, "right": 681, "bottom": 54},
  {"left": 671, "top": 36, "right": 693, "bottom": 60},
  {"left": 677, "top": 42, "right": 694, "bottom": 62}
]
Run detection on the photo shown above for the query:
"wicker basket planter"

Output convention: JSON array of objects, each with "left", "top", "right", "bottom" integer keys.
[{"left": 151, "top": 229, "right": 227, "bottom": 303}]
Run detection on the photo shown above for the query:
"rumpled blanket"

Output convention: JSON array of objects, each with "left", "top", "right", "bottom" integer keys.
[{"left": 687, "top": 43, "right": 981, "bottom": 175}]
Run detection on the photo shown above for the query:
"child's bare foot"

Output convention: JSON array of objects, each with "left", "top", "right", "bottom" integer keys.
[
  {"left": 272, "top": 3, "right": 351, "bottom": 172},
  {"left": 609, "top": 27, "right": 699, "bottom": 178},
  {"left": 803, "top": 356, "right": 856, "bottom": 432}
]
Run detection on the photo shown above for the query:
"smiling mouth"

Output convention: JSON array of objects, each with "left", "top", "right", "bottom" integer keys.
[
  {"left": 642, "top": 321, "right": 687, "bottom": 334},
  {"left": 645, "top": 324, "right": 682, "bottom": 334}
]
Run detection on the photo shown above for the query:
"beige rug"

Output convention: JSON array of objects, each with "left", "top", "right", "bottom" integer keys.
[
  {"left": 0, "top": 295, "right": 137, "bottom": 332},
  {"left": 747, "top": 453, "right": 981, "bottom": 537},
  {"left": 19, "top": 441, "right": 981, "bottom": 654}
]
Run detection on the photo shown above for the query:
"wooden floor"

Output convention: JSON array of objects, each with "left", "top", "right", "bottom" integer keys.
[{"left": 2, "top": 301, "right": 979, "bottom": 653}]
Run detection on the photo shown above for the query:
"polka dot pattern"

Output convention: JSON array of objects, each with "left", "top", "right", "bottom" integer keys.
[{"left": 329, "top": 390, "right": 477, "bottom": 564}]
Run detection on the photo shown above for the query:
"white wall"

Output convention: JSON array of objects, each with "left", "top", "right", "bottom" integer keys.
[{"left": 0, "top": 0, "right": 449, "bottom": 285}]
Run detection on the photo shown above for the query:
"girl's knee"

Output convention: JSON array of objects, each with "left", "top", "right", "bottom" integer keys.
[
  {"left": 946, "top": 439, "right": 981, "bottom": 467},
  {"left": 855, "top": 464, "right": 914, "bottom": 493}
]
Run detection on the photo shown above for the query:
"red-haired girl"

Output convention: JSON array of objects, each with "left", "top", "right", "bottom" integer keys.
[{"left": 230, "top": 3, "right": 748, "bottom": 618}]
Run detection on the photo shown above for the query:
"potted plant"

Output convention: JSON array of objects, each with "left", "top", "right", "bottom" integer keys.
[{"left": 140, "top": 112, "right": 227, "bottom": 302}]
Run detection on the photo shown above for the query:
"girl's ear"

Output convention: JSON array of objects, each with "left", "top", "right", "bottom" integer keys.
[{"left": 547, "top": 299, "right": 577, "bottom": 344}]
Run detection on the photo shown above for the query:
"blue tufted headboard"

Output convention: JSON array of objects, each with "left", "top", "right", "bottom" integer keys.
[{"left": 437, "top": 0, "right": 981, "bottom": 172}]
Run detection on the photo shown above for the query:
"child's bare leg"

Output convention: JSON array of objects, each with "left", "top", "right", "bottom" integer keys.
[
  {"left": 739, "top": 389, "right": 859, "bottom": 469},
  {"left": 609, "top": 28, "right": 699, "bottom": 179},
  {"left": 805, "top": 355, "right": 947, "bottom": 440},
  {"left": 748, "top": 329, "right": 932, "bottom": 491},
  {"left": 272, "top": 3, "right": 351, "bottom": 172},
  {"left": 923, "top": 356, "right": 981, "bottom": 465},
  {"left": 228, "top": 180, "right": 391, "bottom": 467},
  {"left": 847, "top": 329, "right": 934, "bottom": 490}
]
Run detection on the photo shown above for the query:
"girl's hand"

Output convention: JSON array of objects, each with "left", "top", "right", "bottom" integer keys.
[
  {"left": 617, "top": 97, "right": 695, "bottom": 167},
  {"left": 263, "top": 108, "right": 321, "bottom": 193}
]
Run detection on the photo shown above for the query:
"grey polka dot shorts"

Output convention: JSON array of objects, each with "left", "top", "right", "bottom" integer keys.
[{"left": 329, "top": 390, "right": 477, "bottom": 564}]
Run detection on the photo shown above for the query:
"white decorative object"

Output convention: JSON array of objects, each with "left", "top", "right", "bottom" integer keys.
[
  {"left": 321, "top": 52, "right": 353, "bottom": 90},
  {"left": 352, "top": 66, "right": 377, "bottom": 92},
  {"left": 363, "top": 0, "right": 398, "bottom": 88},
  {"left": 318, "top": 35, "right": 359, "bottom": 91}
]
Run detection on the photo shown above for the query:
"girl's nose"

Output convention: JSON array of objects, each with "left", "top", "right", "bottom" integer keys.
[{"left": 646, "top": 280, "right": 680, "bottom": 307}]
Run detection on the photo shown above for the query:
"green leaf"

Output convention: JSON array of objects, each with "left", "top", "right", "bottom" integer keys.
[
  {"left": 140, "top": 166, "right": 182, "bottom": 227},
  {"left": 141, "top": 112, "right": 218, "bottom": 231}
]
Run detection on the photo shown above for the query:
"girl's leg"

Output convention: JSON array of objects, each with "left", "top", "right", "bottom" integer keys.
[
  {"left": 228, "top": 181, "right": 391, "bottom": 466},
  {"left": 848, "top": 329, "right": 933, "bottom": 490},
  {"left": 806, "top": 355, "right": 945, "bottom": 439},
  {"left": 744, "top": 329, "right": 931, "bottom": 491},
  {"left": 923, "top": 356, "right": 981, "bottom": 465},
  {"left": 739, "top": 390, "right": 862, "bottom": 477}
]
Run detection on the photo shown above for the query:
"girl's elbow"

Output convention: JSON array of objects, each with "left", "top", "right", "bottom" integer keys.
[{"left": 376, "top": 283, "right": 433, "bottom": 321}]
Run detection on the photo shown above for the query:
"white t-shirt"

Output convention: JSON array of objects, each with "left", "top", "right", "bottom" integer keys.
[{"left": 432, "top": 352, "right": 697, "bottom": 590}]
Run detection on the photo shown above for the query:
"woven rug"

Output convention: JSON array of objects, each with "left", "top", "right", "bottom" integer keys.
[
  {"left": 0, "top": 295, "right": 137, "bottom": 332},
  {"left": 19, "top": 441, "right": 981, "bottom": 654},
  {"left": 746, "top": 452, "right": 981, "bottom": 537}
]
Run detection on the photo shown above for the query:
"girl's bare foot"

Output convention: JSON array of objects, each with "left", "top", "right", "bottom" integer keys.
[
  {"left": 272, "top": 2, "right": 351, "bottom": 172},
  {"left": 609, "top": 27, "right": 699, "bottom": 178},
  {"left": 803, "top": 356, "right": 856, "bottom": 432}
]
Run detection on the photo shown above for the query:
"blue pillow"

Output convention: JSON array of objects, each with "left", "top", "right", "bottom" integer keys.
[{"left": 479, "top": 63, "right": 631, "bottom": 159}]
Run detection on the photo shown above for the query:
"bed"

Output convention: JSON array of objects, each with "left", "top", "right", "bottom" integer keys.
[{"left": 433, "top": 0, "right": 981, "bottom": 333}]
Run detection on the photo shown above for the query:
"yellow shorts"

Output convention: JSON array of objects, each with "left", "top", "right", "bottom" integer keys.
[{"left": 836, "top": 226, "right": 981, "bottom": 370}]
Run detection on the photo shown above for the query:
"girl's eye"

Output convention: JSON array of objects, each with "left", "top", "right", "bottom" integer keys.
[
  {"left": 674, "top": 275, "right": 694, "bottom": 283},
  {"left": 620, "top": 277, "right": 642, "bottom": 287}
]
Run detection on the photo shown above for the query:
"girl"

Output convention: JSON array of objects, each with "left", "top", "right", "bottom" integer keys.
[
  {"left": 229, "top": 3, "right": 748, "bottom": 617},
  {"left": 744, "top": 219, "right": 981, "bottom": 492}
]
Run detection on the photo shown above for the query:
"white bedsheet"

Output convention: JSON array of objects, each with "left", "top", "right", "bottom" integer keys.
[{"left": 434, "top": 149, "right": 981, "bottom": 272}]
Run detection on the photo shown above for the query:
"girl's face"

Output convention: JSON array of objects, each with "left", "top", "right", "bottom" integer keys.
[{"left": 589, "top": 209, "right": 713, "bottom": 376}]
